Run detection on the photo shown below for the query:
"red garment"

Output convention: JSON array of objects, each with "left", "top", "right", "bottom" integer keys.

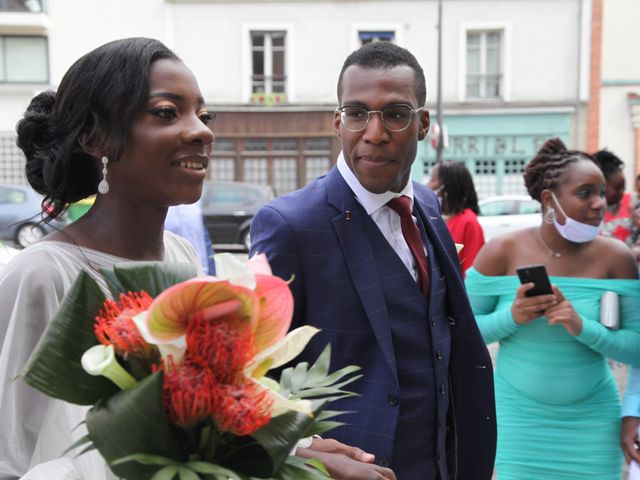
[
  {"left": 602, "top": 192, "right": 634, "bottom": 244},
  {"left": 446, "top": 208, "right": 485, "bottom": 277}
]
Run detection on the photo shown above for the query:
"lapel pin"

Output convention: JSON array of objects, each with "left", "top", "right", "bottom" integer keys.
[{"left": 345, "top": 210, "right": 352, "bottom": 221}]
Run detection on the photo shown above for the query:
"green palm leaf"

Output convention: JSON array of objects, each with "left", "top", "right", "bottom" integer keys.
[
  {"left": 22, "top": 271, "right": 118, "bottom": 404},
  {"left": 86, "top": 371, "right": 185, "bottom": 480},
  {"left": 102, "top": 262, "right": 197, "bottom": 298}
]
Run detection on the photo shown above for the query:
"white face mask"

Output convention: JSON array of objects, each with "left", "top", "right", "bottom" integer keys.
[{"left": 550, "top": 192, "right": 602, "bottom": 243}]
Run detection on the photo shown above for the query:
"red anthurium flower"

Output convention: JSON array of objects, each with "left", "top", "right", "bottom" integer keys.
[
  {"left": 252, "top": 275, "right": 294, "bottom": 352},
  {"left": 95, "top": 291, "right": 156, "bottom": 361},
  {"left": 142, "top": 279, "right": 259, "bottom": 343}
]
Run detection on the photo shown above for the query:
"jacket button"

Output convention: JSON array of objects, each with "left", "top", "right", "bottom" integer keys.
[
  {"left": 436, "top": 350, "right": 443, "bottom": 360},
  {"left": 379, "top": 457, "right": 390, "bottom": 467},
  {"left": 387, "top": 394, "right": 399, "bottom": 406},
  {"left": 440, "top": 384, "right": 446, "bottom": 395},
  {"left": 431, "top": 319, "right": 436, "bottom": 326}
]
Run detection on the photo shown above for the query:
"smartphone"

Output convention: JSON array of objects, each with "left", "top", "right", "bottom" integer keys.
[{"left": 516, "top": 264, "right": 553, "bottom": 297}]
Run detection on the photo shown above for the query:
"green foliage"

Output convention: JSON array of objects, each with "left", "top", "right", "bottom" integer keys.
[
  {"left": 25, "top": 262, "right": 362, "bottom": 480},
  {"left": 22, "top": 271, "right": 118, "bottom": 405},
  {"left": 86, "top": 372, "right": 185, "bottom": 480},
  {"left": 101, "top": 262, "right": 197, "bottom": 299}
]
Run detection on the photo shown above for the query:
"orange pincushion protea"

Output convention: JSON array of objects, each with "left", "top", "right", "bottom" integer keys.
[
  {"left": 159, "top": 312, "right": 275, "bottom": 434},
  {"left": 185, "top": 310, "right": 255, "bottom": 382},
  {"left": 95, "top": 292, "right": 156, "bottom": 361},
  {"left": 162, "top": 358, "right": 216, "bottom": 427},
  {"left": 214, "top": 381, "right": 273, "bottom": 436},
  {"left": 133, "top": 254, "right": 317, "bottom": 436}
]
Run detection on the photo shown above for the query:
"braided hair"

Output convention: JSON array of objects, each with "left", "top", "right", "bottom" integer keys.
[{"left": 523, "top": 138, "right": 598, "bottom": 202}]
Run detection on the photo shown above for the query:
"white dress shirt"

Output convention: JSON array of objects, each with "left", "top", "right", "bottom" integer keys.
[{"left": 337, "top": 151, "right": 426, "bottom": 282}]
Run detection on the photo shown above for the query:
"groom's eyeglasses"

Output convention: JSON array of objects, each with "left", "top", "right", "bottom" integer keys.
[{"left": 336, "top": 105, "right": 423, "bottom": 132}]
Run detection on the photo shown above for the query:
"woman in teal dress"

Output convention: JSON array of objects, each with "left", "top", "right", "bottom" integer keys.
[{"left": 466, "top": 138, "right": 640, "bottom": 479}]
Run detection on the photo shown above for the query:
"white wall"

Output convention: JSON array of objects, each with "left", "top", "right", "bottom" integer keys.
[
  {"left": 598, "top": 0, "right": 640, "bottom": 176},
  {"left": 0, "top": 0, "right": 171, "bottom": 131},
  {"left": 171, "top": 0, "right": 583, "bottom": 106},
  {"left": 171, "top": 1, "right": 439, "bottom": 105}
]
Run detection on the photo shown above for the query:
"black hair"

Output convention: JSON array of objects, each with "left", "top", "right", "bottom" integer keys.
[
  {"left": 523, "top": 138, "right": 598, "bottom": 202},
  {"left": 438, "top": 160, "right": 480, "bottom": 215},
  {"left": 593, "top": 149, "right": 624, "bottom": 180},
  {"left": 337, "top": 41, "right": 427, "bottom": 106},
  {"left": 16, "top": 37, "right": 179, "bottom": 220}
]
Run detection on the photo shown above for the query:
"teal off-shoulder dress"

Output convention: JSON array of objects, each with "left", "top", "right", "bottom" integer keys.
[{"left": 466, "top": 268, "right": 640, "bottom": 480}]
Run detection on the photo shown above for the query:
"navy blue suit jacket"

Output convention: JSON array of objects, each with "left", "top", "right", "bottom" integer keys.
[{"left": 250, "top": 167, "right": 496, "bottom": 479}]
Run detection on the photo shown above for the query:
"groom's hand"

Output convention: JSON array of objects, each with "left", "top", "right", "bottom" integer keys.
[
  {"left": 621, "top": 416, "right": 640, "bottom": 463},
  {"left": 307, "top": 437, "right": 375, "bottom": 463},
  {"left": 297, "top": 443, "right": 396, "bottom": 480}
]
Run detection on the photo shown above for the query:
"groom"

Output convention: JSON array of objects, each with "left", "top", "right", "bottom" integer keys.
[{"left": 250, "top": 41, "right": 496, "bottom": 479}]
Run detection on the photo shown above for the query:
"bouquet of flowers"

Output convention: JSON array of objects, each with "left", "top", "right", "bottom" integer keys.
[{"left": 23, "top": 253, "right": 361, "bottom": 480}]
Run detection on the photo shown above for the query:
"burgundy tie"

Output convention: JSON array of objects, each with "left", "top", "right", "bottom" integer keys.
[{"left": 387, "top": 196, "right": 430, "bottom": 298}]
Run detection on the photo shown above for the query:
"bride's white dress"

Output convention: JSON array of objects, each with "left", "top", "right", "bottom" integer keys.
[{"left": 0, "top": 234, "right": 201, "bottom": 479}]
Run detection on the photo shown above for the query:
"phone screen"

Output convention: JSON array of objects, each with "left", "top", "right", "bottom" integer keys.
[{"left": 516, "top": 264, "right": 553, "bottom": 297}]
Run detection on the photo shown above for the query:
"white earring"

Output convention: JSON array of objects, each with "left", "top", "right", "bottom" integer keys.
[
  {"left": 98, "top": 156, "right": 109, "bottom": 194},
  {"left": 544, "top": 207, "right": 555, "bottom": 224}
]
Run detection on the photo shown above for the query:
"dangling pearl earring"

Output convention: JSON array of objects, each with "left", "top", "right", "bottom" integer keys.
[
  {"left": 544, "top": 207, "right": 555, "bottom": 224},
  {"left": 98, "top": 156, "right": 109, "bottom": 194}
]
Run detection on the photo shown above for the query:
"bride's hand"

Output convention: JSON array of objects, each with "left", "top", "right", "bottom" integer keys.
[
  {"left": 511, "top": 283, "right": 558, "bottom": 325},
  {"left": 544, "top": 286, "right": 582, "bottom": 336}
]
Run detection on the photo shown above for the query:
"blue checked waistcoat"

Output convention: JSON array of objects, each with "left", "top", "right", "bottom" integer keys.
[{"left": 250, "top": 166, "right": 496, "bottom": 480}]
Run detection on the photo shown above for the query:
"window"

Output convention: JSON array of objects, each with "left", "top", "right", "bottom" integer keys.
[
  {"left": 479, "top": 200, "right": 515, "bottom": 217},
  {"left": 519, "top": 200, "right": 541, "bottom": 215},
  {"left": 358, "top": 31, "right": 395, "bottom": 45},
  {"left": 466, "top": 30, "right": 501, "bottom": 99},
  {"left": 251, "top": 31, "right": 286, "bottom": 94},
  {"left": 0, "top": 36, "right": 48, "bottom": 83},
  {"left": 0, "top": 0, "right": 42, "bottom": 12}
]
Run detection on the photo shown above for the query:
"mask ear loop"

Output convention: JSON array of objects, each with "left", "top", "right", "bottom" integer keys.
[{"left": 550, "top": 192, "right": 569, "bottom": 223}]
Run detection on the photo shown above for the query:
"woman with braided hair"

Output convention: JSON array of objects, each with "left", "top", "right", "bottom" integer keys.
[{"left": 465, "top": 138, "right": 640, "bottom": 478}]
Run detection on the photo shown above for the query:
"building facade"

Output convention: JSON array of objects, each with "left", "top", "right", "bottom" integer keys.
[
  {"left": 588, "top": 0, "right": 640, "bottom": 181},
  {"left": 0, "top": 0, "right": 592, "bottom": 198}
]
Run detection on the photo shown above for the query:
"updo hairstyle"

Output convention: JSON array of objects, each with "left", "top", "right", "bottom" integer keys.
[
  {"left": 16, "top": 37, "right": 178, "bottom": 220},
  {"left": 523, "top": 138, "right": 598, "bottom": 202}
]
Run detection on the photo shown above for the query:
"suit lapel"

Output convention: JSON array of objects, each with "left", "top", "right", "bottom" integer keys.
[{"left": 327, "top": 168, "right": 398, "bottom": 383}]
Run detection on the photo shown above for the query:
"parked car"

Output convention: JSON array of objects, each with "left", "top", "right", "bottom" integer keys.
[
  {"left": 478, "top": 195, "right": 542, "bottom": 241},
  {"left": 201, "top": 180, "right": 275, "bottom": 251},
  {"left": 0, "top": 184, "right": 68, "bottom": 248}
]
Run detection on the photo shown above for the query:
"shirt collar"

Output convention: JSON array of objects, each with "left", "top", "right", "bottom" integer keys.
[{"left": 337, "top": 151, "right": 414, "bottom": 215}]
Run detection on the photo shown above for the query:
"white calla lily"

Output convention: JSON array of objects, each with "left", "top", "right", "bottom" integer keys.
[
  {"left": 249, "top": 325, "right": 321, "bottom": 378},
  {"left": 214, "top": 252, "right": 257, "bottom": 289},
  {"left": 455, "top": 243, "right": 464, "bottom": 254},
  {"left": 81, "top": 344, "right": 137, "bottom": 390}
]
